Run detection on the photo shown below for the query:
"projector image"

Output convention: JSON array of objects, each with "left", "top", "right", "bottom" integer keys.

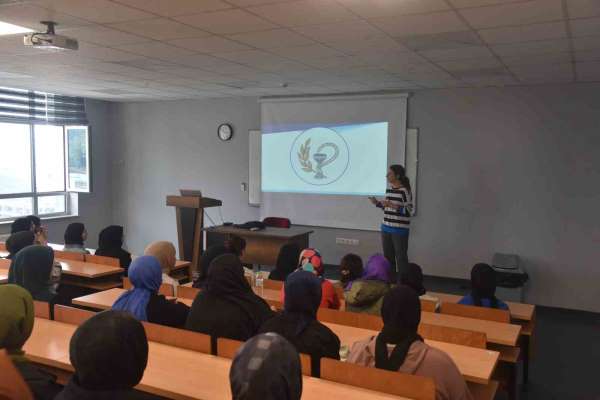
[{"left": 23, "top": 21, "right": 78, "bottom": 51}]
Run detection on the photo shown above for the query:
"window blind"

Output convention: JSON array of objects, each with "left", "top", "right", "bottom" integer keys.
[{"left": 0, "top": 86, "right": 88, "bottom": 125}]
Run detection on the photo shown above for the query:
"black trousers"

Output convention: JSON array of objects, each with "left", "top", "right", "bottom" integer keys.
[{"left": 381, "top": 231, "right": 409, "bottom": 282}]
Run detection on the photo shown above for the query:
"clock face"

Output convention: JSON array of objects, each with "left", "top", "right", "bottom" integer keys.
[{"left": 218, "top": 123, "right": 233, "bottom": 141}]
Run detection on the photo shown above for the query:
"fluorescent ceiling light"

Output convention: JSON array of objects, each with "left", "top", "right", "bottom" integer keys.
[{"left": 0, "top": 21, "right": 33, "bottom": 36}]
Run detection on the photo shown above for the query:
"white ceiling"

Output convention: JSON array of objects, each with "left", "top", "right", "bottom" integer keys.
[{"left": 0, "top": 0, "right": 598, "bottom": 101}]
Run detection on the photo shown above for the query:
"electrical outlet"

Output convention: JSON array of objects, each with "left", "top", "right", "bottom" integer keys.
[{"left": 336, "top": 238, "right": 359, "bottom": 246}]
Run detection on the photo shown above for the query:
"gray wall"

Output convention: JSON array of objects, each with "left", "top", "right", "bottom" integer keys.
[
  {"left": 110, "top": 84, "right": 600, "bottom": 312},
  {"left": 0, "top": 99, "right": 113, "bottom": 248}
]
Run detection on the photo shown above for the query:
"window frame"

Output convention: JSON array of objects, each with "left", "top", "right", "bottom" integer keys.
[{"left": 0, "top": 121, "right": 88, "bottom": 223}]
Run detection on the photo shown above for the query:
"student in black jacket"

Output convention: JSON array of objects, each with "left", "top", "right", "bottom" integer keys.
[
  {"left": 259, "top": 270, "right": 341, "bottom": 377},
  {"left": 0, "top": 285, "right": 62, "bottom": 400},
  {"left": 112, "top": 255, "right": 189, "bottom": 327},
  {"left": 186, "top": 254, "right": 274, "bottom": 341},
  {"left": 56, "top": 310, "right": 162, "bottom": 400}
]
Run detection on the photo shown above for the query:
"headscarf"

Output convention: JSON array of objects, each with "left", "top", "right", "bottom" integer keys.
[
  {"left": 64, "top": 223, "right": 86, "bottom": 246},
  {"left": 69, "top": 310, "right": 148, "bottom": 391},
  {"left": 25, "top": 216, "right": 41, "bottom": 230},
  {"left": 339, "top": 253, "right": 363, "bottom": 289},
  {"left": 400, "top": 263, "right": 426, "bottom": 296},
  {"left": 470, "top": 263, "right": 499, "bottom": 308},
  {"left": 203, "top": 254, "right": 270, "bottom": 332},
  {"left": 97, "top": 225, "right": 124, "bottom": 250},
  {"left": 230, "top": 333, "right": 302, "bottom": 400},
  {"left": 10, "top": 218, "right": 32, "bottom": 234},
  {"left": 362, "top": 254, "right": 391, "bottom": 283},
  {"left": 112, "top": 256, "right": 162, "bottom": 321},
  {"left": 195, "top": 244, "right": 230, "bottom": 286},
  {"left": 0, "top": 285, "right": 34, "bottom": 362},
  {"left": 270, "top": 242, "right": 301, "bottom": 281},
  {"left": 144, "top": 241, "right": 176, "bottom": 273},
  {"left": 298, "top": 248, "right": 323, "bottom": 277},
  {"left": 8, "top": 245, "right": 55, "bottom": 302},
  {"left": 375, "top": 285, "right": 423, "bottom": 371},
  {"left": 5, "top": 231, "right": 35, "bottom": 259},
  {"left": 283, "top": 270, "right": 322, "bottom": 336}
]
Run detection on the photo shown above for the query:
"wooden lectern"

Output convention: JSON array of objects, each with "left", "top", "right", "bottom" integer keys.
[{"left": 166, "top": 190, "right": 222, "bottom": 274}]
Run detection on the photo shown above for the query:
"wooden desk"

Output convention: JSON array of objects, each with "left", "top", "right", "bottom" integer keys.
[
  {"left": 205, "top": 225, "right": 313, "bottom": 266},
  {"left": 0, "top": 268, "right": 8, "bottom": 284},
  {"left": 324, "top": 322, "right": 498, "bottom": 384},
  {"left": 25, "top": 318, "right": 409, "bottom": 400},
  {"left": 427, "top": 291, "right": 535, "bottom": 322},
  {"left": 56, "top": 259, "right": 124, "bottom": 290},
  {"left": 72, "top": 288, "right": 192, "bottom": 310}
]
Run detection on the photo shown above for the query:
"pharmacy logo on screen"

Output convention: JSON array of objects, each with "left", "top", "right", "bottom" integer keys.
[{"left": 290, "top": 127, "right": 350, "bottom": 186}]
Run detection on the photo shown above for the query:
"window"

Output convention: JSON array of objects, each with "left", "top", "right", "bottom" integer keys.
[{"left": 0, "top": 122, "right": 90, "bottom": 221}]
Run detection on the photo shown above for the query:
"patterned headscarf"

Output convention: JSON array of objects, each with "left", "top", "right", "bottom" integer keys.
[
  {"left": 298, "top": 248, "right": 323, "bottom": 277},
  {"left": 230, "top": 333, "right": 302, "bottom": 400}
]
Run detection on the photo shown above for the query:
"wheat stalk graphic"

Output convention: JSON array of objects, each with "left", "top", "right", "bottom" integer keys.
[{"left": 298, "top": 138, "right": 314, "bottom": 173}]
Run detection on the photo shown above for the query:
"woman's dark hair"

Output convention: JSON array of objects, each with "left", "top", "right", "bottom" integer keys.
[
  {"left": 224, "top": 235, "right": 246, "bottom": 256},
  {"left": 340, "top": 253, "right": 363, "bottom": 286},
  {"left": 470, "top": 263, "right": 499, "bottom": 308},
  {"left": 10, "top": 217, "right": 33, "bottom": 234},
  {"left": 389, "top": 164, "right": 411, "bottom": 194},
  {"left": 26, "top": 215, "right": 41, "bottom": 228}
]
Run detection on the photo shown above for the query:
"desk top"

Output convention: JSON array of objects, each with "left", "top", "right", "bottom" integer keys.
[
  {"left": 324, "top": 322, "right": 498, "bottom": 384},
  {"left": 24, "top": 318, "right": 409, "bottom": 400},
  {"left": 427, "top": 291, "right": 535, "bottom": 321},
  {"left": 206, "top": 225, "right": 314, "bottom": 239},
  {"left": 73, "top": 288, "right": 192, "bottom": 309},
  {"left": 57, "top": 259, "right": 124, "bottom": 278}
]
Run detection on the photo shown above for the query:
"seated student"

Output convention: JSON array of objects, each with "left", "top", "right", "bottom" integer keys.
[
  {"left": 56, "top": 310, "right": 162, "bottom": 400},
  {"left": 112, "top": 256, "right": 189, "bottom": 327},
  {"left": 26, "top": 215, "right": 48, "bottom": 246},
  {"left": 5, "top": 231, "right": 35, "bottom": 260},
  {"left": 268, "top": 242, "right": 301, "bottom": 282},
  {"left": 291, "top": 248, "right": 340, "bottom": 310},
  {"left": 8, "top": 246, "right": 59, "bottom": 303},
  {"left": 399, "top": 262, "right": 427, "bottom": 296},
  {"left": 186, "top": 254, "right": 274, "bottom": 341},
  {"left": 345, "top": 254, "right": 392, "bottom": 315},
  {"left": 144, "top": 241, "right": 179, "bottom": 296},
  {"left": 348, "top": 286, "right": 472, "bottom": 400},
  {"left": 230, "top": 333, "right": 302, "bottom": 400},
  {"left": 193, "top": 235, "right": 246, "bottom": 287},
  {"left": 95, "top": 225, "right": 132, "bottom": 271},
  {"left": 259, "top": 270, "right": 340, "bottom": 377},
  {"left": 0, "top": 285, "right": 62, "bottom": 400},
  {"left": 339, "top": 253, "right": 364, "bottom": 290},
  {"left": 459, "top": 263, "right": 509, "bottom": 310},
  {"left": 10, "top": 217, "right": 33, "bottom": 234},
  {"left": 63, "top": 223, "right": 90, "bottom": 254}
]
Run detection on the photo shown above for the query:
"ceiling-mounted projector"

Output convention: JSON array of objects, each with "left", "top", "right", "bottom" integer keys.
[{"left": 24, "top": 21, "right": 78, "bottom": 51}]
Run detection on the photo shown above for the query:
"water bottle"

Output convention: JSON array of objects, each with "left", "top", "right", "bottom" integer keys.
[{"left": 255, "top": 272, "right": 264, "bottom": 297}]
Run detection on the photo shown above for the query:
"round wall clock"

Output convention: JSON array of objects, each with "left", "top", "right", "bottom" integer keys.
[{"left": 218, "top": 123, "right": 233, "bottom": 141}]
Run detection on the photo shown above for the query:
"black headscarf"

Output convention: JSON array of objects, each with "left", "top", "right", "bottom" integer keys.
[
  {"left": 8, "top": 245, "right": 55, "bottom": 302},
  {"left": 399, "top": 263, "right": 426, "bottom": 295},
  {"left": 64, "top": 223, "right": 86, "bottom": 246},
  {"left": 283, "top": 270, "right": 322, "bottom": 336},
  {"left": 69, "top": 310, "right": 148, "bottom": 391},
  {"left": 5, "top": 231, "right": 35, "bottom": 259},
  {"left": 95, "top": 225, "right": 131, "bottom": 268},
  {"left": 10, "top": 218, "right": 32, "bottom": 234},
  {"left": 26, "top": 215, "right": 41, "bottom": 230},
  {"left": 194, "top": 244, "right": 230, "bottom": 287},
  {"left": 269, "top": 243, "right": 301, "bottom": 281},
  {"left": 375, "top": 285, "right": 423, "bottom": 371},
  {"left": 202, "top": 254, "right": 271, "bottom": 333},
  {"left": 470, "top": 263, "right": 499, "bottom": 308},
  {"left": 230, "top": 333, "right": 302, "bottom": 400}
]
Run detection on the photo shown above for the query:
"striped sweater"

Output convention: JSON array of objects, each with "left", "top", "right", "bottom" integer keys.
[{"left": 380, "top": 187, "right": 413, "bottom": 233}]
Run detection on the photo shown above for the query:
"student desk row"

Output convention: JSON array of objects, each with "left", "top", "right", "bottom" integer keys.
[
  {"left": 0, "top": 266, "right": 8, "bottom": 284},
  {"left": 71, "top": 289, "right": 499, "bottom": 385},
  {"left": 24, "top": 318, "right": 411, "bottom": 400}
]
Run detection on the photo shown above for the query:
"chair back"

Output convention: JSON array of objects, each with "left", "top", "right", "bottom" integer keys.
[
  {"left": 420, "top": 299, "right": 437, "bottom": 313},
  {"left": 54, "top": 305, "right": 96, "bottom": 325},
  {"left": 263, "top": 279, "right": 283, "bottom": 290},
  {"left": 418, "top": 323, "right": 487, "bottom": 348},
  {"left": 317, "top": 307, "right": 383, "bottom": 330},
  {"left": 440, "top": 302, "right": 510, "bottom": 323},
  {"left": 0, "top": 350, "right": 34, "bottom": 400},
  {"left": 0, "top": 242, "right": 6, "bottom": 252},
  {"left": 123, "top": 277, "right": 174, "bottom": 297},
  {"left": 217, "top": 337, "right": 244, "bottom": 359},
  {"left": 54, "top": 250, "right": 85, "bottom": 261},
  {"left": 300, "top": 353, "right": 311, "bottom": 376},
  {"left": 85, "top": 254, "right": 120, "bottom": 267},
  {"left": 178, "top": 285, "right": 200, "bottom": 300},
  {"left": 33, "top": 301, "right": 50, "bottom": 319},
  {"left": 321, "top": 358, "right": 435, "bottom": 400},
  {"left": 142, "top": 322, "right": 211, "bottom": 354},
  {"left": 262, "top": 217, "right": 291, "bottom": 228}
]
